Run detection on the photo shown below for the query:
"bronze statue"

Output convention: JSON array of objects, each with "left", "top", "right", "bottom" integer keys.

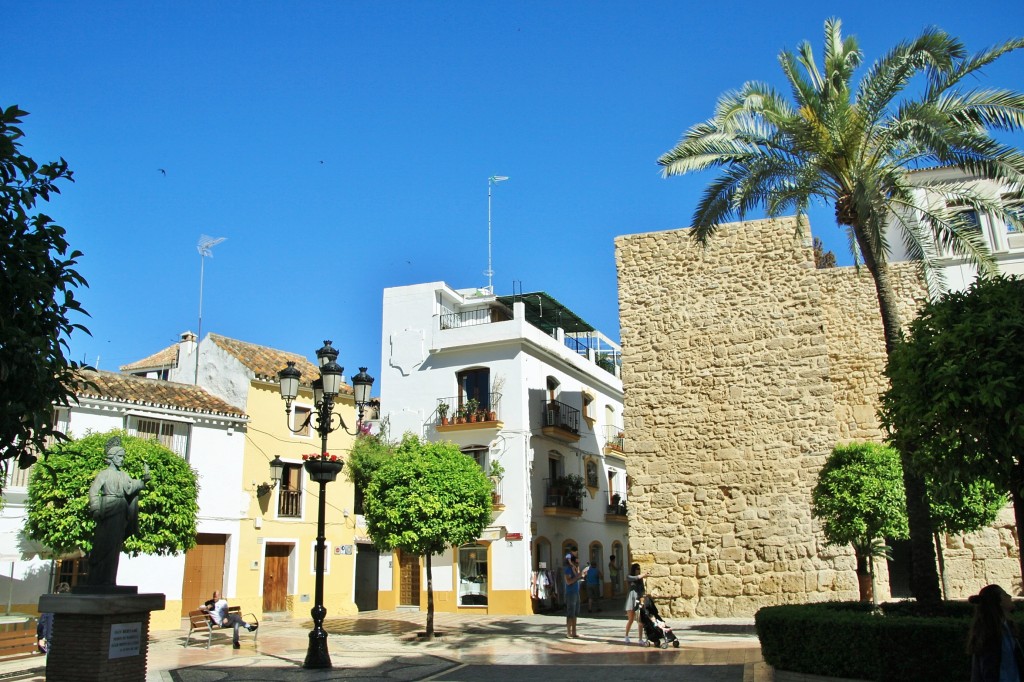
[{"left": 86, "top": 436, "right": 150, "bottom": 586}]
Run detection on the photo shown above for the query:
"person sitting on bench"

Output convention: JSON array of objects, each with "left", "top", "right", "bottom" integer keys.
[{"left": 200, "top": 591, "right": 257, "bottom": 649}]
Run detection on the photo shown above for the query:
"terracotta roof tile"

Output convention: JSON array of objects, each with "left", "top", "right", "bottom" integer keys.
[
  {"left": 209, "top": 334, "right": 352, "bottom": 393},
  {"left": 75, "top": 370, "right": 247, "bottom": 418},
  {"left": 120, "top": 344, "right": 178, "bottom": 371}
]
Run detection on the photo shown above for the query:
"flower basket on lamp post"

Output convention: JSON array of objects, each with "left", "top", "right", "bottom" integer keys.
[{"left": 303, "top": 456, "right": 344, "bottom": 483}]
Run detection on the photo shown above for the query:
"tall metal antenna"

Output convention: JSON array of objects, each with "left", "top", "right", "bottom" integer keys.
[
  {"left": 196, "top": 234, "right": 227, "bottom": 383},
  {"left": 486, "top": 176, "right": 509, "bottom": 293}
]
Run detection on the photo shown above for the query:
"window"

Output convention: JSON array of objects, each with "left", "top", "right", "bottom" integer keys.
[
  {"left": 277, "top": 463, "right": 303, "bottom": 518},
  {"left": 292, "top": 405, "right": 312, "bottom": 437},
  {"left": 55, "top": 558, "right": 88, "bottom": 590},
  {"left": 457, "top": 368, "right": 491, "bottom": 413},
  {"left": 582, "top": 392, "right": 594, "bottom": 421},
  {"left": 546, "top": 376, "right": 560, "bottom": 402},
  {"left": 548, "top": 453, "right": 563, "bottom": 482},
  {"left": 458, "top": 543, "right": 488, "bottom": 606},
  {"left": 127, "top": 415, "right": 189, "bottom": 458},
  {"left": 462, "top": 445, "right": 488, "bottom": 470}
]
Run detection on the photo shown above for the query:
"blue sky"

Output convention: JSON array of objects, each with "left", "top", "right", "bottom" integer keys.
[{"left": 8, "top": 2, "right": 1023, "bottom": 390}]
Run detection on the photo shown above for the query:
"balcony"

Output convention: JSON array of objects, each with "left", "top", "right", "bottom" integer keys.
[
  {"left": 435, "top": 393, "right": 504, "bottom": 433},
  {"left": 543, "top": 478, "right": 583, "bottom": 518},
  {"left": 541, "top": 399, "right": 580, "bottom": 443},
  {"left": 277, "top": 489, "right": 301, "bottom": 518},
  {"left": 604, "top": 424, "right": 625, "bottom": 454},
  {"left": 439, "top": 305, "right": 512, "bottom": 330},
  {"left": 605, "top": 497, "right": 628, "bottom": 523}
]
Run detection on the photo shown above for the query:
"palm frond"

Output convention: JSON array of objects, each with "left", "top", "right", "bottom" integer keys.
[{"left": 928, "top": 37, "right": 1024, "bottom": 98}]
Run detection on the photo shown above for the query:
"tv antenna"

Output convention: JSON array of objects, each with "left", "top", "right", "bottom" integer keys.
[
  {"left": 486, "top": 175, "right": 509, "bottom": 293},
  {"left": 196, "top": 235, "right": 227, "bottom": 382}
]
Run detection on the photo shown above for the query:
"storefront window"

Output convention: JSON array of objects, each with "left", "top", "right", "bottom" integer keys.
[{"left": 458, "top": 543, "right": 488, "bottom": 606}]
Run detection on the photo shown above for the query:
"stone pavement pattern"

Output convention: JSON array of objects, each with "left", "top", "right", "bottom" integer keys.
[{"left": 0, "top": 608, "right": 771, "bottom": 681}]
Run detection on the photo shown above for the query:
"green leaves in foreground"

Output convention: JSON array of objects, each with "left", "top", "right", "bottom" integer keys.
[
  {"left": 26, "top": 430, "right": 198, "bottom": 557},
  {"left": 363, "top": 435, "right": 492, "bottom": 556}
]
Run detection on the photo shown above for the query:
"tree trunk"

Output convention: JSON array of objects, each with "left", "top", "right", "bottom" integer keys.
[
  {"left": 934, "top": 532, "right": 949, "bottom": 600},
  {"left": 854, "top": 227, "right": 942, "bottom": 606},
  {"left": 1010, "top": 480, "right": 1024, "bottom": 592},
  {"left": 425, "top": 552, "right": 434, "bottom": 640},
  {"left": 856, "top": 550, "right": 872, "bottom": 602}
]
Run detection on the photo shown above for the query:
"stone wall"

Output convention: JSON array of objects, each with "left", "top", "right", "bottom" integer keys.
[{"left": 615, "top": 216, "right": 1018, "bottom": 617}]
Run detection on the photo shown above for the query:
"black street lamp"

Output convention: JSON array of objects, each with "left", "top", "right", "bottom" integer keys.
[{"left": 277, "top": 341, "right": 374, "bottom": 669}]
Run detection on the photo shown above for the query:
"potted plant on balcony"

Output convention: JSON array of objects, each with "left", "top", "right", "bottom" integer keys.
[
  {"left": 455, "top": 405, "right": 466, "bottom": 424},
  {"left": 551, "top": 474, "right": 585, "bottom": 509},
  {"left": 465, "top": 398, "right": 480, "bottom": 423},
  {"left": 438, "top": 402, "right": 450, "bottom": 426},
  {"left": 488, "top": 458, "right": 505, "bottom": 505},
  {"left": 563, "top": 474, "right": 585, "bottom": 508}
]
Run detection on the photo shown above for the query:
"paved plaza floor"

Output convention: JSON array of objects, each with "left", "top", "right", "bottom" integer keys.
[{"left": 0, "top": 605, "right": 772, "bottom": 681}]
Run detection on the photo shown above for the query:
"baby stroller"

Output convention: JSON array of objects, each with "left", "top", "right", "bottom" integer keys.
[{"left": 637, "top": 596, "right": 679, "bottom": 648}]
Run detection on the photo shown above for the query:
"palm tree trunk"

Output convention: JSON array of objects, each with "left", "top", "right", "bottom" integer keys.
[
  {"left": 855, "top": 228, "right": 942, "bottom": 606},
  {"left": 426, "top": 552, "right": 434, "bottom": 640}
]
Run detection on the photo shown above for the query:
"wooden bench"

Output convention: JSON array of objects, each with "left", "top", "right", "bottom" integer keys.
[
  {"left": 184, "top": 607, "right": 258, "bottom": 649},
  {"left": 0, "top": 619, "right": 41, "bottom": 661}
]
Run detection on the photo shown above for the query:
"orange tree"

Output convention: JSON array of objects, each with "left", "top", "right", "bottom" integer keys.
[
  {"left": 363, "top": 435, "right": 491, "bottom": 638},
  {"left": 25, "top": 430, "right": 198, "bottom": 558}
]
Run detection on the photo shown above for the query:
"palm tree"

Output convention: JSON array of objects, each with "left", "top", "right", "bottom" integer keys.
[{"left": 658, "top": 19, "right": 1024, "bottom": 605}]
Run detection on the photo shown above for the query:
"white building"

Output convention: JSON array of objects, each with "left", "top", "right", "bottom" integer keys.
[
  {"left": 886, "top": 167, "right": 1024, "bottom": 295},
  {"left": 0, "top": 369, "right": 248, "bottom": 630},
  {"left": 377, "top": 282, "right": 628, "bottom": 615}
]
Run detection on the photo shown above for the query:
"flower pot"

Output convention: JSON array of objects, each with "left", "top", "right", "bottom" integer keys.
[
  {"left": 486, "top": 411, "right": 496, "bottom": 421},
  {"left": 304, "top": 458, "right": 344, "bottom": 483},
  {"left": 441, "top": 417, "right": 450, "bottom": 426}
]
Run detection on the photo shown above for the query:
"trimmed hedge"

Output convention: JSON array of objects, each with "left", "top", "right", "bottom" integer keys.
[{"left": 755, "top": 601, "right": 1024, "bottom": 682}]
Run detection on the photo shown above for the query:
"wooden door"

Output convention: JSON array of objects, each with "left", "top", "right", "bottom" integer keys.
[
  {"left": 398, "top": 550, "right": 420, "bottom": 606},
  {"left": 180, "top": 533, "right": 226, "bottom": 616},
  {"left": 263, "top": 544, "right": 290, "bottom": 612}
]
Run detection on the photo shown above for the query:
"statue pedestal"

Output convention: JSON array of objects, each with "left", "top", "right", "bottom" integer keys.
[{"left": 39, "top": 591, "right": 165, "bottom": 682}]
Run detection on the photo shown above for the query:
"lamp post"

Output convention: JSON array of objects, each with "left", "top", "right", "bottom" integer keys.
[{"left": 277, "top": 341, "right": 374, "bottom": 669}]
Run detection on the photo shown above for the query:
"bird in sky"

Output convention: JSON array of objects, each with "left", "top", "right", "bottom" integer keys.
[{"left": 158, "top": 168, "right": 166, "bottom": 176}]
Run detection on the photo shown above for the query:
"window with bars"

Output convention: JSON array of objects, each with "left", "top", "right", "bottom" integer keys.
[
  {"left": 55, "top": 558, "right": 88, "bottom": 589},
  {"left": 127, "top": 416, "right": 189, "bottom": 458}
]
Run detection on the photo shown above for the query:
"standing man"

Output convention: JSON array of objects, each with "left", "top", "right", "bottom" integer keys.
[
  {"left": 609, "top": 554, "right": 620, "bottom": 596},
  {"left": 564, "top": 546, "right": 585, "bottom": 639}
]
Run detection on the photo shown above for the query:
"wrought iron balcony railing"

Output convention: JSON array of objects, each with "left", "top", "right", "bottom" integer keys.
[
  {"left": 542, "top": 399, "right": 580, "bottom": 433},
  {"left": 435, "top": 393, "right": 502, "bottom": 425}
]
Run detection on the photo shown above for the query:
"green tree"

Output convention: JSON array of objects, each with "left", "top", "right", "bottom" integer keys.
[
  {"left": 344, "top": 434, "right": 395, "bottom": 513},
  {"left": 1, "top": 105, "right": 90, "bottom": 495},
  {"left": 25, "top": 430, "right": 198, "bottom": 557},
  {"left": 812, "top": 442, "right": 908, "bottom": 602},
  {"left": 882, "top": 275, "right": 1024, "bottom": 582},
  {"left": 363, "top": 435, "right": 492, "bottom": 638},
  {"left": 658, "top": 19, "right": 1024, "bottom": 605}
]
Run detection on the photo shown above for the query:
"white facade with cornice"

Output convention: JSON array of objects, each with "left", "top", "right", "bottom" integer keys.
[
  {"left": 377, "top": 281, "right": 629, "bottom": 614},
  {"left": 0, "top": 372, "right": 247, "bottom": 629}
]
